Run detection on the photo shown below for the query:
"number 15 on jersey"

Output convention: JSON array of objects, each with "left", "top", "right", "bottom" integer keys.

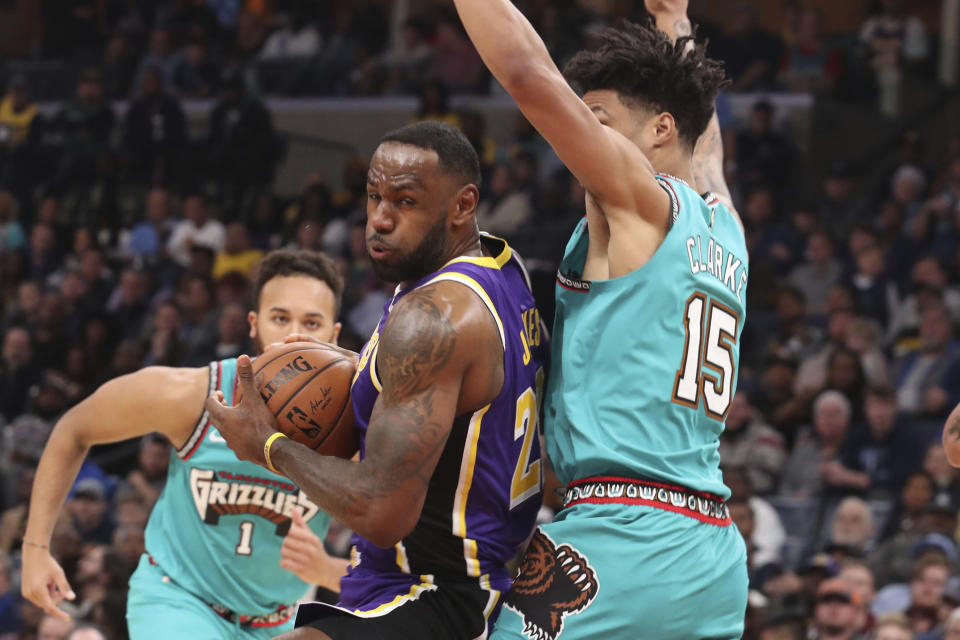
[{"left": 672, "top": 292, "right": 740, "bottom": 421}]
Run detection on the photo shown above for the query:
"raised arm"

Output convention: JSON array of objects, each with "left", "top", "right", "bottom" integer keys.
[
  {"left": 451, "top": 0, "right": 668, "bottom": 224},
  {"left": 645, "top": 0, "right": 742, "bottom": 227},
  {"left": 206, "top": 281, "right": 502, "bottom": 548},
  {"left": 22, "top": 366, "right": 208, "bottom": 618}
]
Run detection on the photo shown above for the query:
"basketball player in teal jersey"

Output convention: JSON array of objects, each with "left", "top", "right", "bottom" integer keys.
[
  {"left": 453, "top": 0, "right": 749, "bottom": 638},
  {"left": 22, "top": 250, "right": 348, "bottom": 638}
]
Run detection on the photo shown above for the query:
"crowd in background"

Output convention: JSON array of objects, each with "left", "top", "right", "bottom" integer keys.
[{"left": 0, "top": 1, "right": 957, "bottom": 639}]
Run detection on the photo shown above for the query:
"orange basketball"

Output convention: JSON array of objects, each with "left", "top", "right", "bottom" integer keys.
[{"left": 252, "top": 342, "right": 358, "bottom": 459}]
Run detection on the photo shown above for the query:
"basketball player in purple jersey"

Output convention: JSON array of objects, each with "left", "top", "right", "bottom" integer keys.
[{"left": 207, "top": 122, "right": 549, "bottom": 639}]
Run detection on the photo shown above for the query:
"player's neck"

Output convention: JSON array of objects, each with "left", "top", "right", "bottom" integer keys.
[{"left": 649, "top": 146, "right": 695, "bottom": 188}]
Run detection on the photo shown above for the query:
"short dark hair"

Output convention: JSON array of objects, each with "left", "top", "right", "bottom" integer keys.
[
  {"left": 252, "top": 249, "right": 344, "bottom": 316},
  {"left": 379, "top": 121, "right": 482, "bottom": 187},
  {"left": 564, "top": 19, "right": 728, "bottom": 148}
]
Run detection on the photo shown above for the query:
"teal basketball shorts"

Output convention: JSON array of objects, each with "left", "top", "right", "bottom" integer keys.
[
  {"left": 126, "top": 554, "right": 297, "bottom": 640},
  {"left": 490, "top": 477, "right": 748, "bottom": 640}
]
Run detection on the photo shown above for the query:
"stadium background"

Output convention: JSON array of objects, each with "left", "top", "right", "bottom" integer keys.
[{"left": 0, "top": 0, "right": 959, "bottom": 639}]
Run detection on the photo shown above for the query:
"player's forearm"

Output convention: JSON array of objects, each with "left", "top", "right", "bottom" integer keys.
[
  {"left": 23, "top": 421, "right": 90, "bottom": 545},
  {"left": 943, "top": 403, "right": 960, "bottom": 467},
  {"left": 452, "top": 0, "right": 556, "bottom": 92},
  {"left": 270, "top": 439, "right": 420, "bottom": 548},
  {"left": 693, "top": 112, "right": 736, "bottom": 211}
]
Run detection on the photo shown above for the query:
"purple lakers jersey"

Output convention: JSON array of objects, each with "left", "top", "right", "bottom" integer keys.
[{"left": 341, "top": 234, "right": 548, "bottom": 618}]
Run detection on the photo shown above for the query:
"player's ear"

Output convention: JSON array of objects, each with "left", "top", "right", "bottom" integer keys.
[
  {"left": 330, "top": 322, "right": 342, "bottom": 345},
  {"left": 653, "top": 112, "right": 677, "bottom": 148},
  {"left": 248, "top": 311, "right": 258, "bottom": 340},
  {"left": 453, "top": 184, "right": 479, "bottom": 225}
]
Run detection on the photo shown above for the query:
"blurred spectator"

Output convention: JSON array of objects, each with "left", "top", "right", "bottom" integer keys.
[
  {"left": 122, "top": 67, "right": 188, "bottom": 187},
  {"left": 0, "top": 76, "right": 43, "bottom": 206},
  {"left": 719, "top": 392, "right": 786, "bottom": 495},
  {"left": 944, "top": 608, "right": 960, "bottom": 640},
  {"left": 143, "top": 300, "right": 184, "bottom": 367},
  {"left": 36, "top": 613, "right": 73, "bottom": 640},
  {"left": 49, "top": 69, "right": 115, "bottom": 195},
  {"left": 844, "top": 386, "right": 923, "bottom": 499},
  {"left": 0, "top": 468, "right": 35, "bottom": 549},
  {"left": 873, "top": 612, "right": 913, "bottom": 640},
  {"left": 0, "top": 193, "right": 26, "bottom": 258},
  {"left": 259, "top": 4, "right": 321, "bottom": 60},
  {"left": 177, "top": 274, "right": 217, "bottom": 365},
  {"left": 212, "top": 222, "right": 263, "bottom": 279},
  {"left": 788, "top": 231, "right": 843, "bottom": 317},
  {"left": 428, "top": 14, "right": 486, "bottom": 93},
  {"left": 167, "top": 193, "right": 226, "bottom": 267},
  {"left": 859, "top": 0, "right": 929, "bottom": 118},
  {"left": 102, "top": 30, "right": 139, "bottom": 100},
  {"left": 106, "top": 269, "right": 150, "bottom": 340},
  {"left": 889, "top": 258, "right": 960, "bottom": 343},
  {"left": 873, "top": 556, "right": 950, "bottom": 635},
  {"left": 0, "top": 326, "right": 40, "bottom": 421},
  {"left": 826, "top": 497, "right": 876, "bottom": 558},
  {"left": 476, "top": 163, "right": 533, "bottom": 238},
  {"left": 354, "top": 17, "right": 434, "bottom": 95},
  {"left": 726, "top": 466, "right": 786, "bottom": 571},
  {"left": 743, "top": 185, "right": 794, "bottom": 275},
  {"left": 780, "top": 391, "right": 860, "bottom": 499},
  {"left": 811, "top": 577, "right": 865, "bottom": 639},
  {"left": 819, "top": 162, "right": 869, "bottom": 239},
  {"left": 132, "top": 27, "right": 180, "bottom": 94},
  {"left": 208, "top": 74, "right": 279, "bottom": 198},
  {"left": 123, "top": 187, "right": 174, "bottom": 262},
  {"left": 39, "top": 0, "right": 102, "bottom": 62},
  {"left": 171, "top": 36, "right": 221, "bottom": 99},
  {"left": 840, "top": 561, "right": 877, "bottom": 631},
  {"left": 66, "top": 623, "right": 109, "bottom": 640},
  {"left": 894, "top": 303, "right": 957, "bottom": 419},
  {"left": 847, "top": 243, "right": 896, "bottom": 327},
  {"left": 66, "top": 477, "right": 113, "bottom": 545},
  {"left": 779, "top": 8, "right": 843, "bottom": 93},
  {"left": 0, "top": 551, "right": 19, "bottom": 639},
  {"left": 710, "top": 3, "right": 783, "bottom": 92},
  {"left": 410, "top": 80, "right": 460, "bottom": 129},
  {"left": 736, "top": 101, "right": 796, "bottom": 197}
]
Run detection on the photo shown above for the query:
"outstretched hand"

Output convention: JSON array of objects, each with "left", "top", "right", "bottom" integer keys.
[
  {"left": 280, "top": 508, "right": 347, "bottom": 591},
  {"left": 204, "top": 354, "right": 278, "bottom": 469},
  {"left": 21, "top": 546, "right": 75, "bottom": 621}
]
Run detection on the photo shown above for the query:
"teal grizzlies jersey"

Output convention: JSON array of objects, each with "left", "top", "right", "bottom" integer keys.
[
  {"left": 144, "top": 358, "right": 332, "bottom": 614},
  {"left": 546, "top": 174, "right": 748, "bottom": 498}
]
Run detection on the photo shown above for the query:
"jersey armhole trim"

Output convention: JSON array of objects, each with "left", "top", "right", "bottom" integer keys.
[
  {"left": 177, "top": 361, "right": 219, "bottom": 459},
  {"left": 654, "top": 176, "right": 680, "bottom": 229}
]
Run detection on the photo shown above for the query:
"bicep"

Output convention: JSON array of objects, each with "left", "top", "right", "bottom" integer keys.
[
  {"left": 510, "top": 66, "right": 668, "bottom": 220},
  {"left": 65, "top": 367, "right": 207, "bottom": 448},
  {"left": 360, "top": 284, "right": 473, "bottom": 504}
]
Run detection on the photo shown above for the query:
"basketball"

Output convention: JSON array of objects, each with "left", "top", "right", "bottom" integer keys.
[{"left": 251, "top": 342, "right": 358, "bottom": 459}]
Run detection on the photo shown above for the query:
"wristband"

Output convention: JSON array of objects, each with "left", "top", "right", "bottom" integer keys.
[{"left": 264, "top": 432, "right": 289, "bottom": 474}]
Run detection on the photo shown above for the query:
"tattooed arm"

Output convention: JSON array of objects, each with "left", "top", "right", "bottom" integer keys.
[
  {"left": 942, "top": 402, "right": 960, "bottom": 467},
  {"left": 206, "top": 281, "right": 503, "bottom": 548}
]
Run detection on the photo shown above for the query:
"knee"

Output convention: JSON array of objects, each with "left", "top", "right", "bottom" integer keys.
[{"left": 271, "top": 629, "right": 333, "bottom": 640}]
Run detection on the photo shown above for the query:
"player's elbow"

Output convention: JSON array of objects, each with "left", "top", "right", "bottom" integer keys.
[
  {"left": 501, "top": 61, "right": 556, "bottom": 103},
  {"left": 359, "top": 503, "right": 419, "bottom": 549}
]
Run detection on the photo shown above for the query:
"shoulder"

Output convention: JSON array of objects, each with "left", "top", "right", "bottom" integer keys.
[{"left": 386, "top": 280, "right": 494, "bottom": 346}]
